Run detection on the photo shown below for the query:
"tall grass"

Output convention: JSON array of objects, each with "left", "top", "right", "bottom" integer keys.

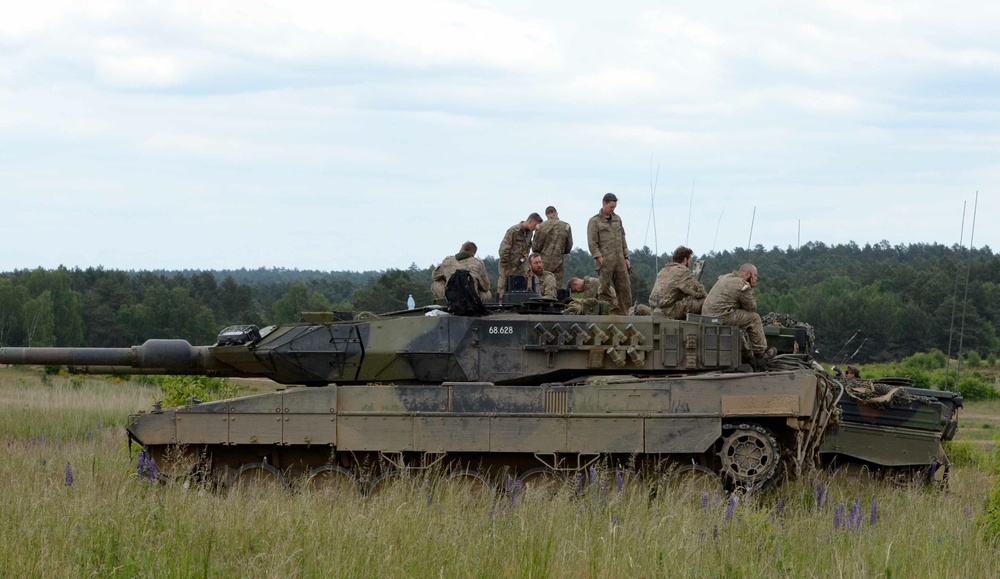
[{"left": 1, "top": 368, "right": 998, "bottom": 577}]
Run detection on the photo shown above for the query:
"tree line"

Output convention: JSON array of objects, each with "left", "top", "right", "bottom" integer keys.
[{"left": 0, "top": 240, "right": 995, "bottom": 364}]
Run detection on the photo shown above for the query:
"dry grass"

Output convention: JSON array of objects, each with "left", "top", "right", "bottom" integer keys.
[{"left": 1, "top": 367, "right": 998, "bottom": 577}]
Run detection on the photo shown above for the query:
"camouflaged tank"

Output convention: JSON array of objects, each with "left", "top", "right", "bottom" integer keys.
[
  {"left": 758, "top": 314, "right": 962, "bottom": 486},
  {"left": 0, "top": 295, "right": 841, "bottom": 494}
]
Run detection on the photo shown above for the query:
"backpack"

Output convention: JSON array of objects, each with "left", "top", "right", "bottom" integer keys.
[{"left": 445, "top": 269, "right": 488, "bottom": 316}]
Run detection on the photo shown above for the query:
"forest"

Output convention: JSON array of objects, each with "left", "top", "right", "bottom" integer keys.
[{"left": 0, "top": 240, "right": 996, "bottom": 365}]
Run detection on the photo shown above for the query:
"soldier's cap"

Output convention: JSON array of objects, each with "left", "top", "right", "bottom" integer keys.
[
  {"left": 847, "top": 365, "right": 860, "bottom": 375},
  {"left": 602, "top": 193, "right": 618, "bottom": 203}
]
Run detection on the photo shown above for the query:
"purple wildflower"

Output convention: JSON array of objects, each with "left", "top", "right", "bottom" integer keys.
[
  {"left": 964, "top": 506, "right": 973, "bottom": 518},
  {"left": 869, "top": 499, "right": 878, "bottom": 526},
  {"left": 615, "top": 471, "right": 623, "bottom": 494},
  {"left": 41, "top": 458, "right": 47, "bottom": 467},
  {"left": 724, "top": 493, "right": 737, "bottom": 521},
  {"left": 849, "top": 496, "right": 862, "bottom": 532},
  {"left": 65, "top": 462, "right": 74, "bottom": 487},
  {"left": 87, "top": 429, "right": 93, "bottom": 441},
  {"left": 612, "top": 514, "right": 619, "bottom": 528},
  {"left": 777, "top": 498, "right": 785, "bottom": 520},
  {"left": 814, "top": 481, "right": 823, "bottom": 509},
  {"left": 712, "top": 525, "right": 718, "bottom": 540},
  {"left": 833, "top": 503, "right": 845, "bottom": 530},
  {"left": 700, "top": 491, "right": 709, "bottom": 509},
  {"left": 576, "top": 471, "right": 585, "bottom": 494},
  {"left": 930, "top": 461, "right": 938, "bottom": 479},
  {"left": 508, "top": 479, "right": 521, "bottom": 509},
  {"left": 137, "top": 450, "right": 147, "bottom": 477},
  {"left": 147, "top": 457, "right": 157, "bottom": 482},
  {"left": 589, "top": 465, "right": 597, "bottom": 485}
]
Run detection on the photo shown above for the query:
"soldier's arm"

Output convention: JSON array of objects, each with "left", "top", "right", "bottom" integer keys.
[
  {"left": 532, "top": 224, "right": 547, "bottom": 254},
  {"left": 498, "top": 230, "right": 513, "bottom": 268},
  {"left": 620, "top": 217, "right": 629, "bottom": 258},
  {"left": 473, "top": 261, "right": 491, "bottom": 292},
  {"left": 587, "top": 218, "right": 602, "bottom": 258},
  {"left": 564, "top": 224, "right": 573, "bottom": 254},
  {"left": 738, "top": 286, "right": 757, "bottom": 313},
  {"left": 680, "top": 272, "right": 707, "bottom": 298}
]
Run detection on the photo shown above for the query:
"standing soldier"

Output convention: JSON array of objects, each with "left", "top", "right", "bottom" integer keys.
[
  {"left": 586, "top": 193, "right": 632, "bottom": 314},
  {"left": 649, "top": 246, "right": 706, "bottom": 319},
  {"left": 532, "top": 206, "right": 573, "bottom": 286},
  {"left": 431, "top": 241, "right": 492, "bottom": 304},
  {"left": 702, "top": 263, "right": 776, "bottom": 363},
  {"left": 498, "top": 213, "right": 543, "bottom": 300}
]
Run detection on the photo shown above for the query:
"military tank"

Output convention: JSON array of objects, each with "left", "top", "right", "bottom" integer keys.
[
  {"left": 756, "top": 314, "right": 962, "bottom": 485},
  {"left": 0, "top": 293, "right": 841, "bottom": 494}
]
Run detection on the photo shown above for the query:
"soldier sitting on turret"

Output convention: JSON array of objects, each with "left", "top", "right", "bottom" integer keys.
[
  {"left": 528, "top": 253, "right": 558, "bottom": 299},
  {"left": 431, "top": 241, "right": 492, "bottom": 304}
]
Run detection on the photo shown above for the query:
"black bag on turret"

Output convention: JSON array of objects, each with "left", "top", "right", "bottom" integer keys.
[{"left": 445, "top": 269, "right": 487, "bottom": 316}]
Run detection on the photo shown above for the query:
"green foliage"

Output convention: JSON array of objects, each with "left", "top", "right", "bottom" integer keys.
[
  {"left": 155, "top": 375, "right": 241, "bottom": 408},
  {"left": 966, "top": 351, "right": 983, "bottom": 368},
  {"left": 943, "top": 440, "right": 993, "bottom": 470},
  {"left": 272, "top": 282, "right": 333, "bottom": 322},
  {"left": 981, "top": 438, "right": 1000, "bottom": 541},
  {"left": 957, "top": 376, "right": 1000, "bottom": 402},
  {"left": 903, "top": 349, "right": 948, "bottom": 370}
]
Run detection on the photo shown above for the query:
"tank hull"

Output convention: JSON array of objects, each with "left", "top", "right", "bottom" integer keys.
[{"left": 130, "top": 369, "right": 836, "bottom": 492}]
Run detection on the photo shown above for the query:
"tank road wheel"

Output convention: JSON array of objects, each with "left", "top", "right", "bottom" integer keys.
[
  {"left": 517, "top": 468, "right": 565, "bottom": 499},
  {"left": 367, "top": 470, "right": 408, "bottom": 497},
  {"left": 445, "top": 469, "right": 494, "bottom": 497},
  {"left": 718, "top": 424, "right": 780, "bottom": 490},
  {"left": 306, "top": 466, "right": 361, "bottom": 497},
  {"left": 666, "top": 464, "right": 724, "bottom": 497},
  {"left": 230, "top": 462, "right": 287, "bottom": 493}
]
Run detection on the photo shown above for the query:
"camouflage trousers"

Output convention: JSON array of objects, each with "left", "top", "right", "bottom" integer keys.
[
  {"left": 597, "top": 257, "right": 632, "bottom": 315},
  {"left": 719, "top": 309, "right": 768, "bottom": 354},
  {"left": 498, "top": 263, "right": 529, "bottom": 300},
  {"left": 658, "top": 296, "right": 706, "bottom": 321}
]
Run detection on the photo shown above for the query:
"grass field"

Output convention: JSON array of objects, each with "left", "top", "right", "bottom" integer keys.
[{"left": 1, "top": 367, "right": 998, "bottom": 578}]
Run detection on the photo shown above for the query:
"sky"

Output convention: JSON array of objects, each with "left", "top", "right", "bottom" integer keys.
[{"left": 1, "top": 0, "right": 998, "bottom": 273}]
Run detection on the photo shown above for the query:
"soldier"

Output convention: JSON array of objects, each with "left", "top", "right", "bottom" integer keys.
[
  {"left": 568, "top": 276, "right": 615, "bottom": 304},
  {"left": 528, "top": 253, "right": 558, "bottom": 299},
  {"left": 648, "top": 246, "right": 706, "bottom": 320},
  {"left": 498, "top": 213, "right": 543, "bottom": 300},
  {"left": 587, "top": 193, "right": 632, "bottom": 314},
  {"left": 702, "top": 263, "right": 776, "bottom": 362},
  {"left": 431, "top": 241, "right": 492, "bottom": 303},
  {"left": 532, "top": 206, "right": 574, "bottom": 286},
  {"left": 845, "top": 365, "right": 861, "bottom": 379}
]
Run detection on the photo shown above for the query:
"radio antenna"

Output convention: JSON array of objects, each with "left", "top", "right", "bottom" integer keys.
[
  {"left": 711, "top": 207, "right": 725, "bottom": 253},
  {"left": 746, "top": 206, "right": 757, "bottom": 261},
  {"left": 955, "top": 191, "right": 979, "bottom": 389},
  {"left": 944, "top": 201, "right": 967, "bottom": 389}
]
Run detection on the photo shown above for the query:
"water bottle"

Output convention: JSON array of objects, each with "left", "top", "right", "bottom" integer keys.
[{"left": 407, "top": 294, "right": 415, "bottom": 310}]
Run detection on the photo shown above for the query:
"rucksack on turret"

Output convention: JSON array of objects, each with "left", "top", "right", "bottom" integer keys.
[{"left": 445, "top": 269, "right": 487, "bottom": 316}]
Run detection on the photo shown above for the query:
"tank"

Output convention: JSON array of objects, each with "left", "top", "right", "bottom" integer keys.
[
  {"left": 1, "top": 298, "right": 841, "bottom": 493},
  {"left": 757, "top": 314, "right": 962, "bottom": 485},
  {"left": 819, "top": 376, "right": 962, "bottom": 484}
]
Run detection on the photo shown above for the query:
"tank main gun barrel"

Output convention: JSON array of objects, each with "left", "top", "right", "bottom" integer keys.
[{"left": 0, "top": 339, "right": 233, "bottom": 375}]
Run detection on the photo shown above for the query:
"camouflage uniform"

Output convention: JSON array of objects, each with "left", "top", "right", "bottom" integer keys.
[
  {"left": 649, "top": 262, "right": 706, "bottom": 320},
  {"left": 575, "top": 276, "right": 616, "bottom": 303},
  {"left": 431, "top": 253, "right": 492, "bottom": 303},
  {"left": 532, "top": 217, "right": 573, "bottom": 286},
  {"left": 498, "top": 223, "right": 533, "bottom": 298},
  {"left": 531, "top": 270, "right": 558, "bottom": 299},
  {"left": 702, "top": 272, "right": 767, "bottom": 355},
  {"left": 587, "top": 211, "right": 632, "bottom": 314}
]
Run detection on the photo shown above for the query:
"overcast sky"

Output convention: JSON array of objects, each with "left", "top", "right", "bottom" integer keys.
[{"left": 1, "top": 0, "right": 997, "bottom": 273}]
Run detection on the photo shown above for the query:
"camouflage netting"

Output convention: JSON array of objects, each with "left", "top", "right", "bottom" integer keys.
[
  {"left": 843, "top": 380, "right": 941, "bottom": 409},
  {"left": 761, "top": 312, "right": 817, "bottom": 355}
]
